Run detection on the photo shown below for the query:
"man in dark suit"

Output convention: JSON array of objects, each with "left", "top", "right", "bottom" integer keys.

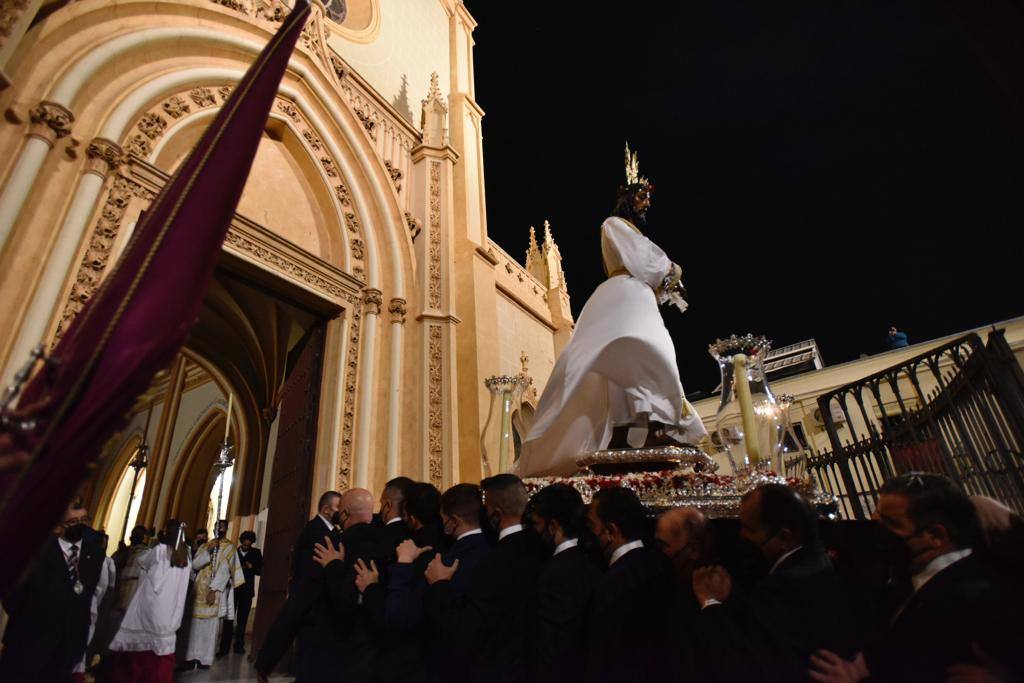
[
  {"left": 527, "top": 483, "right": 602, "bottom": 683},
  {"left": 425, "top": 474, "right": 546, "bottom": 683},
  {"left": 308, "top": 488, "right": 389, "bottom": 683},
  {"left": 693, "top": 484, "right": 869, "bottom": 681},
  {"left": 586, "top": 487, "right": 674, "bottom": 682},
  {"left": 221, "top": 530, "right": 262, "bottom": 654},
  {"left": 378, "top": 476, "right": 414, "bottom": 563},
  {"left": 810, "top": 472, "right": 1006, "bottom": 683},
  {"left": 0, "top": 499, "right": 105, "bottom": 680},
  {"left": 254, "top": 490, "right": 342, "bottom": 682},
  {"left": 359, "top": 482, "right": 444, "bottom": 683}
]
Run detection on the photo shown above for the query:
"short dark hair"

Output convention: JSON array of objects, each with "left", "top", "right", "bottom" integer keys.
[
  {"left": 441, "top": 483, "right": 482, "bottom": 524},
  {"left": 318, "top": 490, "right": 342, "bottom": 512},
  {"left": 879, "top": 472, "right": 980, "bottom": 548},
  {"left": 240, "top": 531, "right": 257, "bottom": 543},
  {"left": 746, "top": 484, "right": 819, "bottom": 547},
  {"left": 405, "top": 483, "right": 442, "bottom": 527},
  {"left": 592, "top": 487, "right": 648, "bottom": 541},
  {"left": 528, "top": 483, "right": 588, "bottom": 538},
  {"left": 194, "top": 528, "right": 208, "bottom": 538},
  {"left": 481, "top": 474, "right": 529, "bottom": 518},
  {"left": 384, "top": 476, "right": 415, "bottom": 512},
  {"left": 129, "top": 525, "right": 147, "bottom": 545}
]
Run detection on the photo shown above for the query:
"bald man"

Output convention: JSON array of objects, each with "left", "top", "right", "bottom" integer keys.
[
  {"left": 311, "top": 488, "right": 388, "bottom": 683},
  {"left": 655, "top": 507, "right": 712, "bottom": 590}
]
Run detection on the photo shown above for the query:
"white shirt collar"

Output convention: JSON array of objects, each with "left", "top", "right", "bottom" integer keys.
[
  {"left": 769, "top": 545, "right": 804, "bottom": 575},
  {"left": 912, "top": 548, "right": 972, "bottom": 593},
  {"left": 318, "top": 514, "right": 334, "bottom": 531},
  {"left": 58, "top": 536, "right": 82, "bottom": 555},
  {"left": 553, "top": 538, "right": 579, "bottom": 556},
  {"left": 456, "top": 528, "right": 483, "bottom": 541},
  {"left": 499, "top": 524, "right": 523, "bottom": 541},
  {"left": 609, "top": 539, "right": 644, "bottom": 566},
  {"left": 385, "top": 517, "right": 404, "bottom": 526}
]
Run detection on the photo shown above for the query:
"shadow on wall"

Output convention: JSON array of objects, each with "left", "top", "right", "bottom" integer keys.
[{"left": 392, "top": 74, "right": 414, "bottom": 124}]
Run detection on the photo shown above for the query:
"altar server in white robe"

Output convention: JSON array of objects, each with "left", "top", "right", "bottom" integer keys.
[
  {"left": 515, "top": 145, "right": 706, "bottom": 477},
  {"left": 182, "top": 523, "right": 238, "bottom": 669},
  {"left": 107, "top": 521, "right": 191, "bottom": 682}
]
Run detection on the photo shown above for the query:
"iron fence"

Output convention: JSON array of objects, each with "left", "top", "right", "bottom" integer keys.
[{"left": 806, "top": 330, "right": 1024, "bottom": 519}]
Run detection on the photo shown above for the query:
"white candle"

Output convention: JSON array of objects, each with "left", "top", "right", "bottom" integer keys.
[
  {"left": 224, "top": 392, "right": 233, "bottom": 442},
  {"left": 732, "top": 355, "right": 762, "bottom": 464}
]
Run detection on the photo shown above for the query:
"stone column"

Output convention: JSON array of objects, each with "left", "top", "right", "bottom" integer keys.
[
  {"left": 354, "top": 287, "right": 382, "bottom": 488},
  {"left": 385, "top": 297, "right": 407, "bottom": 479},
  {"left": 0, "top": 101, "right": 74, "bottom": 255},
  {"left": 2, "top": 138, "right": 122, "bottom": 386}
]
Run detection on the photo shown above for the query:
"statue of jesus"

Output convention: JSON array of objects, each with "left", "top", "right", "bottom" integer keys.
[{"left": 513, "top": 144, "right": 707, "bottom": 477}]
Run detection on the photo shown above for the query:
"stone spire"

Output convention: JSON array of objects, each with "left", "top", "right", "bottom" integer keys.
[
  {"left": 420, "top": 72, "right": 448, "bottom": 148},
  {"left": 525, "top": 225, "right": 544, "bottom": 282}
]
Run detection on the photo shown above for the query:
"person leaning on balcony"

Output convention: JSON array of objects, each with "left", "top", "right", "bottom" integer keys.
[{"left": 886, "top": 326, "right": 909, "bottom": 349}]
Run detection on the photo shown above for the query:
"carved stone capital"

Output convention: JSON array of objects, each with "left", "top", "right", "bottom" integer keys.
[
  {"left": 388, "top": 297, "right": 407, "bottom": 324},
  {"left": 28, "top": 101, "right": 74, "bottom": 144},
  {"left": 362, "top": 288, "right": 383, "bottom": 315},
  {"left": 84, "top": 137, "right": 124, "bottom": 177}
]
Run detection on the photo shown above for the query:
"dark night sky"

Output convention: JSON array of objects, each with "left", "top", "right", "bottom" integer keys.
[{"left": 463, "top": 1, "right": 1024, "bottom": 393}]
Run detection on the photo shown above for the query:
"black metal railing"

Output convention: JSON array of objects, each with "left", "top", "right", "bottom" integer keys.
[{"left": 806, "top": 330, "right": 1024, "bottom": 519}]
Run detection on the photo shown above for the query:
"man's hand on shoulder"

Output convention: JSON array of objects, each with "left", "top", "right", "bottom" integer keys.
[
  {"left": 425, "top": 555, "right": 459, "bottom": 585},
  {"left": 313, "top": 536, "right": 345, "bottom": 568}
]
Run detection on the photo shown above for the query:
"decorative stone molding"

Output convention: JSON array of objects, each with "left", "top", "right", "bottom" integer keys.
[
  {"left": 384, "top": 160, "right": 402, "bottom": 192},
  {"left": 355, "top": 107, "right": 376, "bottom": 140},
  {"left": 0, "top": 0, "right": 32, "bottom": 45},
  {"left": 339, "top": 302, "right": 363, "bottom": 486},
  {"left": 55, "top": 174, "right": 154, "bottom": 340},
  {"left": 427, "top": 161, "right": 442, "bottom": 309},
  {"left": 223, "top": 229, "right": 350, "bottom": 301},
  {"left": 388, "top": 298, "right": 407, "bottom": 324},
  {"left": 362, "top": 288, "right": 383, "bottom": 315},
  {"left": 28, "top": 101, "right": 74, "bottom": 144},
  {"left": 427, "top": 324, "right": 443, "bottom": 486},
  {"left": 404, "top": 212, "right": 421, "bottom": 242},
  {"left": 120, "top": 87, "right": 367, "bottom": 282},
  {"left": 84, "top": 138, "right": 124, "bottom": 177}
]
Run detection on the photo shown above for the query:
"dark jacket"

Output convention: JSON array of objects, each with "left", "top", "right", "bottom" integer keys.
[
  {"left": 0, "top": 536, "right": 104, "bottom": 678},
  {"left": 236, "top": 547, "right": 262, "bottom": 597},
  {"left": 379, "top": 519, "right": 412, "bottom": 565},
  {"left": 426, "top": 528, "right": 547, "bottom": 682},
  {"left": 697, "top": 546, "right": 871, "bottom": 682},
  {"left": 292, "top": 515, "right": 340, "bottom": 586},
  {"left": 317, "top": 522, "right": 389, "bottom": 683},
  {"left": 865, "top": 552, "right": 1004, "bottom": 682},
  {"left": 530, "top": 544, "right": 602, "bottom": 683},
  {"left": 587, "top": 543, "right": 674, "bottom": 682}
]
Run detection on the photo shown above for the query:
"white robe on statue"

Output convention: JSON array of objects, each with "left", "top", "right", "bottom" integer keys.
[
  {"left": 514, "top": 216, "right": 707, "bottom": 477},
  {"left": 184, "top": 543, "right": 231, "bottom": 666},
  {"left": 109, "top": 545, "right": 191, "bottom": 655}
]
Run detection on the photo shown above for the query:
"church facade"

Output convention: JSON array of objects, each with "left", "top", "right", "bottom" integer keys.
[{"left": 0, "top": 0, "right": 573, "bottom": 547}]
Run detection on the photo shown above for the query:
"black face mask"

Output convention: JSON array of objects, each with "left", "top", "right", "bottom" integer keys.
[
  {"left": 63, "top": 524, "right": 87, "bottom": 544},
  {"left": 732, "top": 536, "right": 770, "bottom": 579},
  {"left": 216, "top": 527, "right": 226, "bottom": 539},
  {"left": 875, "top": 526, "right": 914, "bottom": 578},
  {"left": 331, "top": 511, "right": 341, "bottom": 526}
]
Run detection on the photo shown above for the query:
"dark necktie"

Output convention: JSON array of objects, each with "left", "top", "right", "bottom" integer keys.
[{"left": 67, "top": 545, "right": 79, "bottom": 584}]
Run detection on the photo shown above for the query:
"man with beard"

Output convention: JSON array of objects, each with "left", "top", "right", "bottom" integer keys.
[
  {"left": 527, "top": 484, "right": 601, "bottom": 683},
  {"left": 586, "top": 487, "right": 673, "bottom": 682},
  {"left": 514, "top": 143, "right": 706, "bottom": 478},
  {"left": 809, "top": 473, "right": 1007, "bottom": 683},
  {"left": 0, "top": 498, "right": 104, "bottom": 679}
]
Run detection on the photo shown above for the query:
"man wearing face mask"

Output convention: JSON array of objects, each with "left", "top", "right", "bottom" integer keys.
[
  {"left": 0, "top": 498, "right": 104, "bottom": 679},
  {"left": 692, "top": 484, "right": 868, "bottom": 682},
  {"left": 810, "top": 473, "right": 1006, "bottom": 683},
  {"left": 254, "top": 491, "right": 343, "bottom": 682},
  {"left": 424, "top": 474, "right": 546, "bottom": 682},
  {"left": 586, "top": 487, "right": 674, "bottom": 682},
  {"left": 527, "top": 484, "right": 601, "bottom": 683}
]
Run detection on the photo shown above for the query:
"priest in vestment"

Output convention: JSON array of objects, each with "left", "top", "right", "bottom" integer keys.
[
  {"left": 514, "top": 145, "right": 707, "bottom": 478},
  {"left": 182, "top": 521, "right": 243, "bottom": 668}
]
